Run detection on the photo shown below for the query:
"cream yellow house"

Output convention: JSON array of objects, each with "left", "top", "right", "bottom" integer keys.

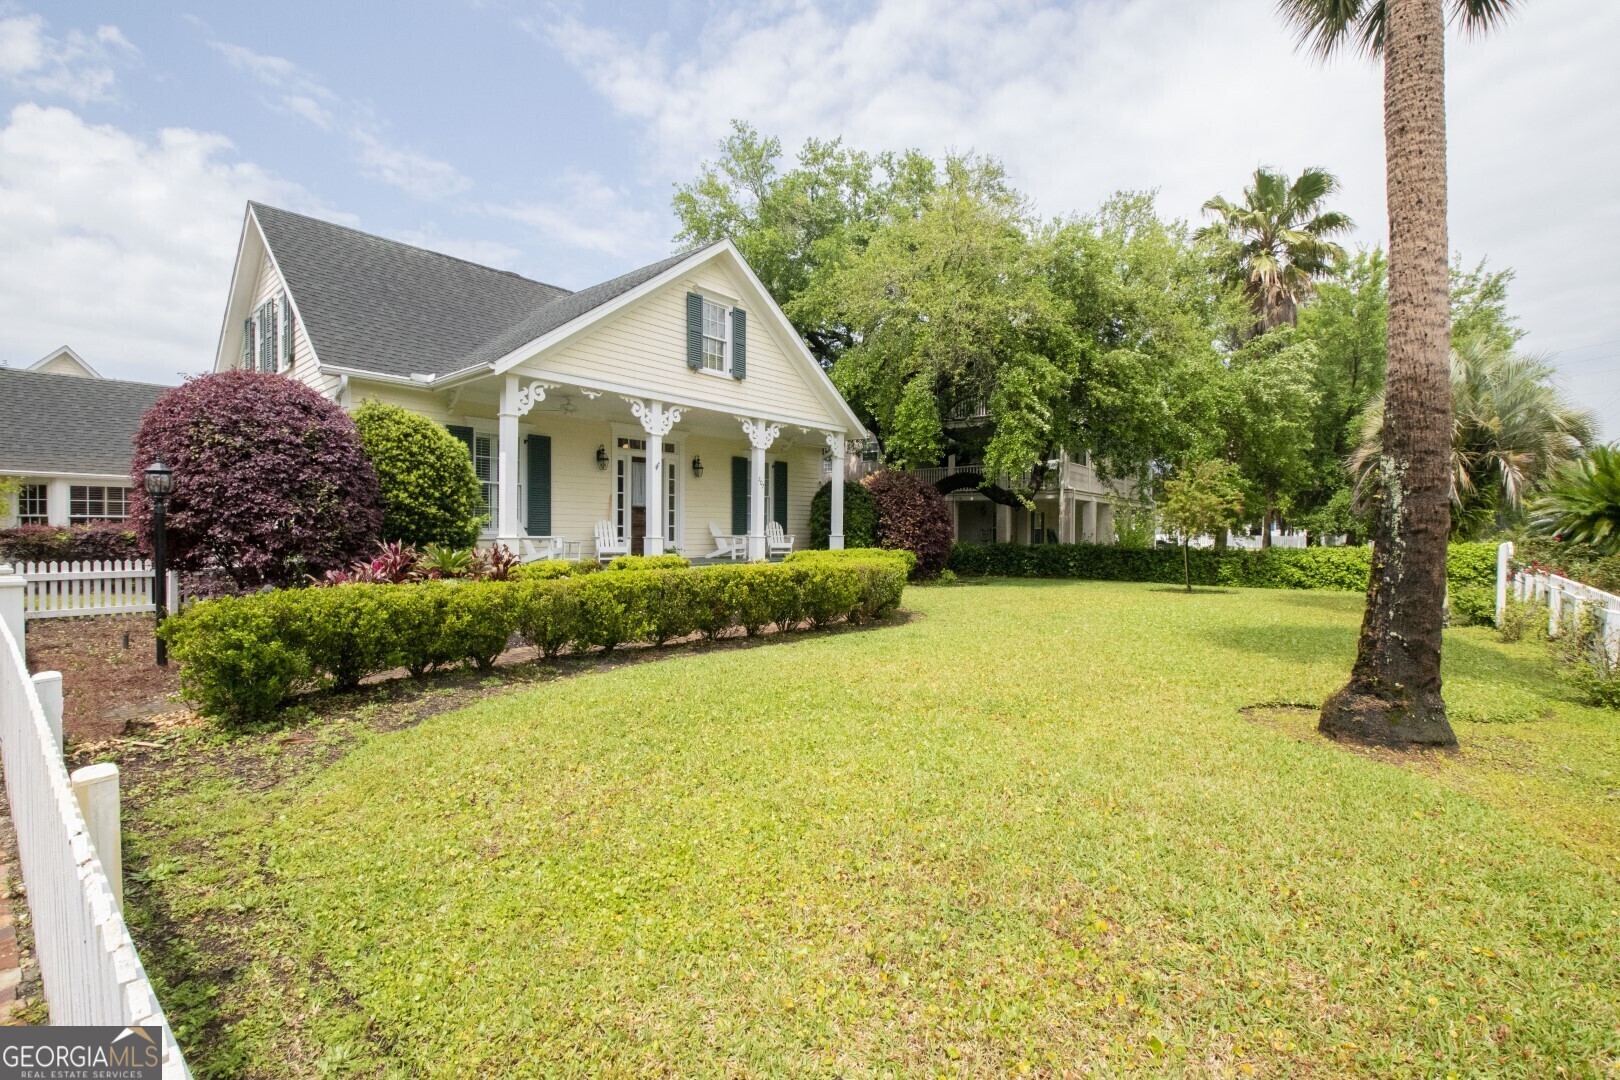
[{"left": 214, "top": 204, "right": 866, "bottom": 560}]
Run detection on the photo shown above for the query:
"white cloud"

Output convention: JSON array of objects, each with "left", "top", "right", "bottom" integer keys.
[
  {"left": 388, "top": 228, "right": 523, "bottom": 271},
  {"left": 0, "top": 12, "right": 138, "bottom": 104},
  {"left": 533, "top": 0, "right": 1620, "bottom": 436},
  {"left": 0, "top": 104, "right": 331, "bottom": 383},
  {"left": 211, "top": 39, "right": 469, "bottom": 199},
  {"left": 353, "top": 131, "right": 471, "bottom": 200},
  {"left": 486, "top": 170, "right": 663, "bottom": 261}
]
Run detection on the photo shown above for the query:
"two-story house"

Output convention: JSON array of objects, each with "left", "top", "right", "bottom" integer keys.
[{"left": 214, "top": 204, "right": 867, "bottom": 560}]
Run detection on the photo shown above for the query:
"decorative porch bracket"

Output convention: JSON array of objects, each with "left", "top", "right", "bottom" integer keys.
[
  {"left": 513, "top": 379, "right": 556, "bottom": 417},
  {"left": 737, "top": 418, "right": 781, "bottom": 561},
  {"left": 624, "top": 399, "right": 686, "bottom": 555}
]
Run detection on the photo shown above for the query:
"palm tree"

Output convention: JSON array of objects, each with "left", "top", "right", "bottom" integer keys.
[
  {"left": 1199, "top": 167, "right": 1353, "bottom": 335},
  {"left": 1280, "top": 0, "right": 1519, "bottom": 749},
  {"left": 1534, "top": 445, "right": 1620, "bottom": 555},
  {"left": 1349, "top": 341, "right": 1598, "bottom": 537}
]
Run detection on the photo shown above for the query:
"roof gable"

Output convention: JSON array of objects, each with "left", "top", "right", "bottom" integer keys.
[
  {"left": 28, "top": 346, "right": 101, "bottom": 379},
  {"left": 247, "top": 203, "right": 570, "bottom": 380}
]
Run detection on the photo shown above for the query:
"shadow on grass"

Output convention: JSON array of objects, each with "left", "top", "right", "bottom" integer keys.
[
  {"left": 1145, "top": 585, "right": 1237, "bottom": 595},
  {"left": 1200, "top": 619, "right": 1568, "bottom": 703}
]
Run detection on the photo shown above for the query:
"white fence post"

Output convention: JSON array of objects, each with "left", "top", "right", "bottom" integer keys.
[
  {"left": 1495, "top": 541, "right": 1512, "bottom": 626},
  {"left": 0, "top": 573, "right": 22, "bottom": 647},
  {"left": 31, "top": 671, "right": 62, "bottom": 750},
  {"left": 71, "top": 764, "right": 122, "bottom": 910}
]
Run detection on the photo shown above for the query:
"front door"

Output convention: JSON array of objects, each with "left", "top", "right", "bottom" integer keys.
[{"left": 630, "top": 455, "right": 647, "bottom": 555}]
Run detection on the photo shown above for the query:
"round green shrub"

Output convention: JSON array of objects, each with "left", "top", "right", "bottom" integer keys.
[
  {"left": 809, "top": 481, "right": 880, "bottom": 549},
  {"left": 353, "top": 400, "right": 483, "bottom": 549}
]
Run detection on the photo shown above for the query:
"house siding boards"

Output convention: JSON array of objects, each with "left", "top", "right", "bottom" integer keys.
[
  {"left": 515, "top": 265, "right": 837, "bottom": 430},
  {"left": 246, "top": 253, "right": 335, "bottom": 397}
]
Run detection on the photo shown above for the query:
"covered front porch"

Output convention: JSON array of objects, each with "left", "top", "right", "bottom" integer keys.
[{"left": 455, "top": 373, "right": 852, "bottom": 562}]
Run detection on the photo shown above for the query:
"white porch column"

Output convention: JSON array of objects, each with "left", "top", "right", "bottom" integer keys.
[
  {"left": 741, "top": 418, "right": 781, "bottom": 560},
  {"left": 1081, "top": 499, "right": 1098, "bottom": 544},
  {"left": 498, "top": 377, "right": 522, "bottom": 539},
  {"left": 824, "top": 432, "right": 846, "bottom": 549},
  {"left": 625, "top": 399, "right": 684, "bottom": 556},
  {"left": 498, "top": 376, "right": 552, "bottom": 541},
  {"left": 994, "top": 502, "right": 1013, "bottom": 545}
]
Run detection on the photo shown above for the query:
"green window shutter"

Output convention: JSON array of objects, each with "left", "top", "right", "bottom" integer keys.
[
  {"left": 281, "top": 292, "right": 295, "bottom": 368},
  {"left": 447, "top": 424, "right": 475, "bottom": 460},
  {"left": 686, "top": 292, "right": 704, "bottom": 370},
  {"left": 525, "top": 434, "right": 552, "bottom": 536},
  {"left": 772, "top": 460, "right": 788, "bottom": 529},
  {"left": 258, "top": 302, "right": 276, "bottom": 372},
  {"left": 731, "top": 456, "right": 750, "bottom": 535},
  {"left": 241, "top": 319, "right": 253, "bottom": 368},
  {"left": 730, "top": 308, "right": 747, "bottom": 379}
]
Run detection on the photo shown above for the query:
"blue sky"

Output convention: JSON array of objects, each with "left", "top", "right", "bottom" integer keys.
[{"left": 3, "top": 0, "right": 1617, "bottom": 437}]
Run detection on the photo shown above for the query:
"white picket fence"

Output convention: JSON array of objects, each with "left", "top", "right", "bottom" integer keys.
[
  {"left": 16, "top": 560, "right": 178, "bottom": 620},
  {"left": 0, "top": 575, "right": 189, "bottom": 1076},
  {"left": 1497, "top": 540, "right": 1620, "bottom": 660}
]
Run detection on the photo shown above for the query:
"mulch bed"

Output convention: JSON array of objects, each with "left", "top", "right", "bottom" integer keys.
[{"left": 22, "top": 616, "right": 179, "bottom": 743}]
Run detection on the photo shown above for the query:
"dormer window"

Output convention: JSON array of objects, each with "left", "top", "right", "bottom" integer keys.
[{"left": 701, "top": 298, "right": 729, "bottom": 373}]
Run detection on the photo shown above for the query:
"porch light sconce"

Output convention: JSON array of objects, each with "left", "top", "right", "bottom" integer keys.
[
  {"left": 595, "top": 444, "right": 609, "bottom": 470},
  {"left": 691, "top": 455, "right": 704, "bottom": 478}
]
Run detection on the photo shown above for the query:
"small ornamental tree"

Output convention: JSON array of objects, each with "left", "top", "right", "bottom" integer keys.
[
  {"left": 862, "top": 469, "right": 955, "bottom": 578},
  {"left": 809, "top": 480, "right": 880, "bottom": 550},
  {"left": 352, "top": 400, "right": 483, "bottom": 549},
  {"left": 1160, "top": 459, "right": 1244, "bottom": 592},
  {"left": 130, "top": 371, "right": 382, "bottom": 589}
]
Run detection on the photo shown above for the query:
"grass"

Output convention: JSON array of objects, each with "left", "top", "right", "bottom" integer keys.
[{"left": 116, "top": 580, "right": 1619, "bottom": 1076}]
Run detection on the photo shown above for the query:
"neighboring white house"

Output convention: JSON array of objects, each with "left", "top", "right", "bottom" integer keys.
[
  {"left": 214, "top": 203, "right": 868, "bottom": 559},
  {"left": 0, "top": 356, "right": 168, "bottom": 529}
]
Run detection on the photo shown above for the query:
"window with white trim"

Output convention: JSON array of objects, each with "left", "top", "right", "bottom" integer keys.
[
  {"left": 16, "top": 484, "right": 47, "bottom": 525},
  {"left": 69, "top": 485, "right": 131, "bottom": 524},
  {"left": 473, "top": 433, "right": 498, "bottom": 528},
  {"left": 701, "top": 298, "right": 729, "bottom": 372}
]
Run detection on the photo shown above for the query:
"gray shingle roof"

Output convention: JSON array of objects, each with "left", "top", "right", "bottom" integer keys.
[
  {"left": 0, "top": 368, "right": 168, "bottom": 476},
  {"left": 250, "top": 203, "right": 571, "bottom": 380},
  {"left": 252, "top": 203, "right": 718, "bottom": 380}
]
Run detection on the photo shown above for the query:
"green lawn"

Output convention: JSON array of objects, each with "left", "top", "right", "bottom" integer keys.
[{"left": 121, "top": 580, "right": 1619, "bottom": 1076}]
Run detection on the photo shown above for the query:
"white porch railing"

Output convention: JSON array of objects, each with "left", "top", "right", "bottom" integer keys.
[
  {"left": 0, "top": 575, "right": 189, "bottom": 1075},
  {"left": 1498, "top": 540, "right": 1620, "bottom": 660},
  {"left": 17, "top": 560, "right": 178, "bottom": 620}
]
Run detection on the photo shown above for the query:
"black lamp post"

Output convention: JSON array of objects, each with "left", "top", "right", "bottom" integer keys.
[{"left": 143, "top": 460, "right": 174, "bottom": 667}]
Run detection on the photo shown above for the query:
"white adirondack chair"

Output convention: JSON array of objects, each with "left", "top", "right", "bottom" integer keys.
[
  {"left": 499, "top": 535, "right": 564, "bottom": 563},
  {"left": 767, "top": 520, "right": 795, "bottom": 558},
  {"left": 594, "top": 520, "right": 629, "bottom": 563},
  {"left": 707, "top": 522, "right": 746, "bottom": 561}
]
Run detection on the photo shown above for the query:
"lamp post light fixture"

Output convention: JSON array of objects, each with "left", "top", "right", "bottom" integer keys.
[
  {"left": 691, "top": 455, "right": 703, "bottom": 478},
  {"left": 142, "top": 460, "right": 174, "bottom": 667},
  {"left": 595, "top": 444, "right": 609, "bottom": 470}
]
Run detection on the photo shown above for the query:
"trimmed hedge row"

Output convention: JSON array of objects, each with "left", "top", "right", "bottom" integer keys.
[
  {"left": 947, "top": 541, "right": 1499, "bottom": 594},
  {"left": 162, "top": 554, "right": 910, "bottom": 723}
]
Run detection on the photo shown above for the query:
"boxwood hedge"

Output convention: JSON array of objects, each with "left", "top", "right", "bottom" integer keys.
[
  {"left": 947, "top": 541, "right": 1498, "bottom": 594},
  {"left": 162, "top": 553, "right": 910, "bottom": 724}
]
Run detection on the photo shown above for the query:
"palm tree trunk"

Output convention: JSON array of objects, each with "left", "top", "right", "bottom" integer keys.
[
  {"left": 1261, "top": 496, "right": 1274, "bottom": 549},
  {"left": 1183, "top": 539, "right": 1191, "bottom": 593},
  {"left": 1319, "top": 0, "right": 1457, "bottom": 748}
]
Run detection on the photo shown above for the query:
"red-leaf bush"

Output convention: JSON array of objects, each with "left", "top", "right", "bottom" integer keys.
[
  {"left": 130, "top": 371, "right": 382, "bottom": 589},
  {"left": 862, "top": 469, "right": 954, "bottom": 578},
  {"left": 0, "top": 521, "right": 144, "bottom": 563}
]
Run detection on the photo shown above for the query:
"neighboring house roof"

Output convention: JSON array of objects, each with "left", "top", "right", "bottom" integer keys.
[
  {"left": 249, "top": 202, "right": 571, "bottom": 380},
  {"left": 28, "top": 345, "right": 102, "bottom": 379},
  {"left": 0, "top": 368, "right": 167, "bottom": 476}
]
